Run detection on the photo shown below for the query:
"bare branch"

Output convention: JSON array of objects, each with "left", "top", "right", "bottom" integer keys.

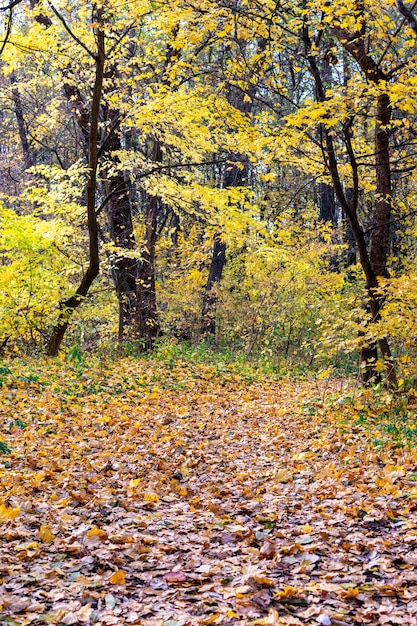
[
  {"left": 0, "top": 0, "right": 22, "bottom": 10},
  {"left": 46, "top": 0, "right": 95, "bottom": 59},
  {"left": 396, "top": 0, "right": 417, "bottom": 35},
  {"left": 0, "top": 6, "right": 13, "bottom": 56}
]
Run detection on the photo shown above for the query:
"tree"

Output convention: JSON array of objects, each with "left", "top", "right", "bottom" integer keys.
[{"left": 46, "top": 4, "right": 104, "bottom": 355}]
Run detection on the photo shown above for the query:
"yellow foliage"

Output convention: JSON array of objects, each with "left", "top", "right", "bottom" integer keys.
[{"left": 0, "top": 503, "right": 20, "bottom": 522}]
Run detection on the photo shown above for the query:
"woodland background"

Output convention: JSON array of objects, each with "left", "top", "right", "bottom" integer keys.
[
  {"left": 3, "top": 4, "right": 417, "bottom": 624},
  {"left": 0, "top": 0, "right": 417, "bottom": 387}
]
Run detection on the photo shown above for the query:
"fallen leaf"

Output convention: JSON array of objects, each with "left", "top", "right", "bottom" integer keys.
[
  {"left": 163, "top": 571, "right": 187, "bottom": 584},
  {"left": 40, "top": 525, "right": 55, "bottom": 543},
  {"left": 0, "top": 503, "right": 20, "bottom": 522},
  {"left": 274, "top": 469, "right": 293, "bottom": 483},
  {"left": 109, "top": 570, "right": 126, "bottom": 585}
]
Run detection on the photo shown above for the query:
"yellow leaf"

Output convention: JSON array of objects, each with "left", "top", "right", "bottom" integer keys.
[
  {"left": 144, "top": 492, "right": 160, "bottom": 503},
  {"left": 274, "top": 585, "right": 300, "bottom": 599},
  {"left": 16, "top": 541, "right": 40, "bottom": 552},
  {"left": 302, "top": 523, "right": 313, "bottom": 533},
  {"left": 0, "top": 503, "right": 20, "bottom": 522},
  {"left": 292, "top": 452, "right": 312, "bottom": 461},
  {"left": 87, "top": 526, "right": 108, "bottom": 539},
  {"left": 40, "top": 525, "right": 55, "bottom": 543},
  {"left": 109, "top": 570, "right": 126, "bottom": 585},
  {"left": 274, "top": 469, "right": 292, "bottom": 483}
]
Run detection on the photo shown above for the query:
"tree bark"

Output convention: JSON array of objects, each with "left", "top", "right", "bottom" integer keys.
[
  {"left": 305, "top": 22, "right": 397, "bottom": 387},
  {"left": 371, "top": 92, "right": 392, "bottom": 279},
  {"left": 46, "top": 12, "right": 105, "bottom": 356},
  {"left": 101, "top": 118, "right": 139, "bottom": 340},
  {"left": 318, "top": 182, "right": 336, "bottom": 224},
  {"left": 135, "top": 192, "right": 161, "bottom": 350},
  {"left": 10, "top": 71, "right": 33, "bottom": 169},
  {"left": 202, "top": 235, "right": 227, "bottom": 337}
]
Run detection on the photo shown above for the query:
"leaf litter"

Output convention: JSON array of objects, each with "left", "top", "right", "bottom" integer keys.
[{"left": 0, "top": 358, "right": 417, "bottom": 625}]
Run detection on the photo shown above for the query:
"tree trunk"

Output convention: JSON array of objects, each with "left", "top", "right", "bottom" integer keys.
[
  {"left": 201, "top": 112, "right": 252, "bottom": 337},
  {"left": 306, "top": 23, "right": 397, "bottom": 387},
  {"left": 108, "top": 181, "right": 139, "bottom": 341},
  {"left": 371, "top": 92, "right": 392, "bottom": 279},
  {"left": 202, "top": 235, "right": 226, "bottom": 337},
  {"left": 319, "top": 182, "right": 336, "bottom": 224},
  {"left": 46, "top": 12, "right": 105, "bottom": 356},
  {"left": 102, "top": 118, "right": 139, "bottom": 340},
  {"left": 10, "top": 72, "right": 33, "bottom": 169},
  {"left": 135, "top": 193, "right": 160, "bottom": 350}
]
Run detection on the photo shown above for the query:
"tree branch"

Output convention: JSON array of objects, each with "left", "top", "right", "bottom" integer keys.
[
  {"left": 0, "top": 6, "right": 13, "bottom": 56},
  {"left": 396, "top": 0, "right": 417, "bottom": 35},
  {"left": 46, "top": 0, "right": 95, "bottom": 59},
  {"left": 0, "top": 0, "right": 22, "bottom": 10}
]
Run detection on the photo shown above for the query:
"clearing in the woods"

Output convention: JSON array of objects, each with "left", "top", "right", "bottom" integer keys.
[{"left": 0, "top": 358, "right": 417, "bottom": 625}]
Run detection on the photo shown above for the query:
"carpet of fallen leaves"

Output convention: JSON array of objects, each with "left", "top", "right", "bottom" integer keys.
[{"left": 1, "top": 357, "right": 417, "bottom": 626}]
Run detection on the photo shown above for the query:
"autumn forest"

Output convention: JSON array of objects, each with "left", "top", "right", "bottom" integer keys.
[{"left": 1, "top": 1, "right": 417, "bottom": 624}]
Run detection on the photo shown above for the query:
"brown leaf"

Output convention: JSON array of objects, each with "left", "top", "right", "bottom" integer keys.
[
  {"left": 163, "top": 571, "right": 187, "bottom": 584},
  {"left": 260, "top": 540, "right": 277, "bottom": 558}
]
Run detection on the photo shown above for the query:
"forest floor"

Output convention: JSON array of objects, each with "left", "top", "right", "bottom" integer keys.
[{"left": 1, "top": 356, "right": 417, "bottom": 626}]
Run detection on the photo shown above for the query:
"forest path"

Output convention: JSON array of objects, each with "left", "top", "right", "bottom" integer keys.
[{"left": 0, "top": 358, "right": 416, "bottom": 625}]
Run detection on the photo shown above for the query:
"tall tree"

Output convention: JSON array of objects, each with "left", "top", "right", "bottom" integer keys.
[{"left": 46, "top": 6, "right": 105, "bottom": 355}]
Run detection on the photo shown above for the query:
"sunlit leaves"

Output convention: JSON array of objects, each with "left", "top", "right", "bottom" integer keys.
[
  {"left": 0, "top": 503, "right": 20, "bottom": 522},
  {"left": 0, "top": 204, "right": 75, "bottom": 344}
]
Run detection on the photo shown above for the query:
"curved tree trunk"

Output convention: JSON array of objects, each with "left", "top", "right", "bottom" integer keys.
[
  {"left": 305, "top": 22, "right": 397, "bottom": 387},
  {"left": 46, "top": 13, "right": 105, "bottom": 356}
]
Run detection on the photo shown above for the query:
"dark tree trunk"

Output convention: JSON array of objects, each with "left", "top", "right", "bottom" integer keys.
[
  {"left": 135, "top": 193, "right": 160, "bottom": 350},
  {"left": 202, "top": 235, "right": 226, "bottom": 337},
  {"left": 306, "top": 22, "right": 397, "bottom": 387},
  {"left": 201, "top": 114, "right": 252, "bottom": 337},
  {"left": 319, "top": 182, "right": 336, "bottom": 224},
  {"left": 10, "top": 72, "right": 33, "bottom": 169},
  {"left": 102, "top": 122, "right": 139, "bottom": 340},
  {"left": 46, "top": 12, "right": 105, "bottom": 356},
  {"left": 319, "top": 180, "right": 339, "bottom": 271},
  {"left": 108, "top": 183, "right": 138, "bottom": 341},
  {"left": 370, "top": 92, "right": 392, "bottom": 279},
  {"left": 132, "top": 136, "right": 166, "bottom": 351},
  {"left": 201, "top": 154, "right": 249, "bottom": 339},
  {"left": 62, "top": 77, "right": 140, "bottom": 341}
]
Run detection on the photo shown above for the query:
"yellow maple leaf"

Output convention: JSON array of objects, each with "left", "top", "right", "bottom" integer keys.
[
  {"left": 0, "top": 503, "right": 20, "bottom": 522},
  {"left": 87, "top": 526, "right": 108, "bottom": 539},
  {"left": 274, "top": 469, "right": 292, "bottom": 483},
  {"left": 40, "top": 525, "right": 55, "bottom": 543},
  {"left": 109, "top": 570, "right": 126, "bottom": 585},
  {"left": 274, "top": 585, "right": 300, "bottom": 599},
  {"left": 144, "top": 492, "right": 160, "bottom": 503},
  {"left": 96, "top": 416, "right": 111, "bottom": 424}
]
